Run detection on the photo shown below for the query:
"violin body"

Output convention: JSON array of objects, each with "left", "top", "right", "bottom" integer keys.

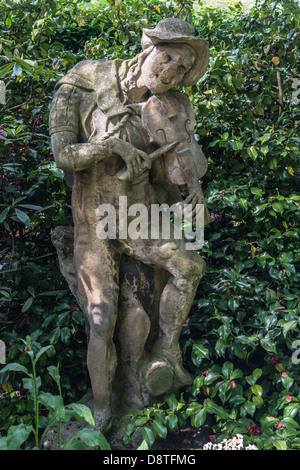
[{"left": 142, "top": 90, "right": 208, "bottom": 186}]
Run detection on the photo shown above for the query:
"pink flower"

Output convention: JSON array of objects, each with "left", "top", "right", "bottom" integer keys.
[
  {"left": 219, "top": 190, "right": 226, "bottom": 197},
  {"left": 0, "top": 132, "right": 7, "bottom": 137},
  {"left": 286, "top": 396, "right": 292, "bottom": 402},
  {"left": 209, "top": 435, "right": 217, "bottom": 442},
  {"left": 246, "top": 422, "right": 262, "bottom": 435},
  {"left": 180, "top": 188, "right": 188, "bottom": 197},
  {"left": 231, "top": 380, "right": 237, "bottom": 389},
  {"left": 282, "top": 372, "right": 288, "bottom": 377},
  {"left": 203, "top": 370, "right": 209, "bottom": 376},
  {"left": 211, "top": 213, "right": 221, "bottom": 222},
  {"left": 275, "top": 421, "right": 285, "bottom": 430}
]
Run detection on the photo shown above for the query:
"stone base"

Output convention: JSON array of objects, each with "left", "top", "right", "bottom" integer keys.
[{"left": 42, "top": 391, "right": 147, "bottom": 451}]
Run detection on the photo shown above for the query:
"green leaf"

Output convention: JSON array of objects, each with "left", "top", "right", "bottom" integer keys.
[
  {"left": 98, "top": 431, "right": 111, "bottom": 450},
  {"left": 13, "top": 62, "right": 23, "bottom": 76},
  {"left": 21, "top": 297, "right": 33, "bottom": 313},
  {"left": 0, "top": 206, "right": 10, "bottom": 223},
  {"left": 6, "top": 424, "right": 33, "bottom": 450},
  {"left": 152, "top": 420, "right": 168, "bottom": 439},
  {"left": 193, "top": 407, "right": 207, "bottom": 427},
  {"left": 284, "top": 231, "right": 299, "bottom": 239},
  {"left": 66, "top": 403, "right": 95, "bottom": 427},
  {"left": 268, "top": 157, "right": 277, "bottom": 169},
  {"left": 204, "top": 370, "right": 221, "bottom": 385},
  {"left": 231, "top": 368, "right": 243, "bottom": 379},
  {"left": 74, "top": 429, "right": 108, "bottom": 448},
  {"left": 15, "top": 208, "right": 31, "bottom": 226},
  {"left": 18, "top": 204, "right": 44, "bottom": 211},
  {"left": 284, "top": 404, "right": 298, "bottom": 419},
  {"left": 281, "top": 417, "right": 299, "bottom": 430},
  {"left": 137, "top": 439, "right": 149, "bottom": 450},
  {"left": 143, "top": 427, "right": 155, "bottom": 448},
  {"left": 0, "top": 62, "right": 13, "bottom": 78},
  {"left": 250, "top": 187, "right": 263, "bottom": 197},
  {"left": 228, "top": 297, "right": 239, "bottom": 311},
  {"left": 252, "top": 395, "right": 263, "bottom": 408},
  {"left": 273, "top": 439, "right": 287, "bottom": 450},
  {"left": 251, "top": 384, "right": 263, "bottom": 397},
  {"left": 265, "top": 288, "right": 276, "bottom": 304},
  {"left": 39, "top": 393, "right": 65, "bottom": 419},
  {"left": 260, "top": 336, "right": 277, "bottom": 354},
  {"left": 247, "top": 146, "right": 258, "bottom": 159},
  {"left": 49, "top": 327, "right": 60, "bottom": 345},
  {"left": 282, "top": 320, "right": 297, "bottom": 339},
  {"left": 271, "top": 202, "right": 284, "bottom": 214},
  {"left": 165, "top": 394, "right": 178, "bottom": 411},
  {"left": 193, "top": 343, "right": 210, "bottom": 359},
  {"left": 241, "top": 401, "right": 256, "bottom": 417},
  {"left": 47, "top": 365, "right": 61, "bottom": 386},
  {"left": 222, "top": 361, "right": 234, "bottom": 379},
  {"left": 281, "top": 373, "right": 294, "bottom": 391},
  {"left": 261, "top": 132, "right": 272, "bottom": 144},
  {"left": 35, "top": 345, "right": 53, "bottom": 362},
  {"left": 233, "top": 140, "right": 243, "bottom": 150},
  {"left": 60, "top": 326, "right": 71, "bottom": 343},
  {"left": 208, "top": 403, "right": 229, "bottom": 420},
  {"left": 252, "top": 368, "right": 262, "bottom": 382},
  {"left": 229, "top": 395, "right": 246, "bottom": 405},
  {"left": 0, "top": 363, "right": 30, "bottom": 376},
  {"left": 166, "top": 414, "right": 178, "bottom": 432}
]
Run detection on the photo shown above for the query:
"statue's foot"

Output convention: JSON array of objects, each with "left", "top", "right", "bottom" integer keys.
[
  {"left": 145, "top": 360, "right": 174, "bottom": 397},
  {"left": 93, "top": 408, "right": 112, "bottom": 435},
  {"left": 150, "top": 341, "right": 194, "bottom": 388}
]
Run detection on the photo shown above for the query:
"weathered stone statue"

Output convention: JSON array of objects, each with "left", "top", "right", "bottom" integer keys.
[{"left": 49, "top": 18, "right": 209, "bottom": 434}]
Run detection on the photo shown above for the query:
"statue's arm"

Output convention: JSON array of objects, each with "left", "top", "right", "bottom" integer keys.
[
  {"left": 49, "top": 83, "right": 151, "bottom": 175},
  {"left": 50, "top": 133, "right": 128, "bottom": 172}
]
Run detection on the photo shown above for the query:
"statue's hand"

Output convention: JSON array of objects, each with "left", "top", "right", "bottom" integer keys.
[
  {"left": 113, "top": 140, "right": 152, "bottom": 181},
  {"left": 180, "top": 186, "right": 206, "bottom": 221},
  {"left": 184, "top": 187, "right": 205, "bottom": 207}
]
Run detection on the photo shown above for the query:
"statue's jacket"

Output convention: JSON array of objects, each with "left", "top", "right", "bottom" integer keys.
[
  {"left": 49, "top": 58, "right": 160, "bottom": 225},
  {"left": 49, "top": 58, "right": 148, "bottom": 145}
]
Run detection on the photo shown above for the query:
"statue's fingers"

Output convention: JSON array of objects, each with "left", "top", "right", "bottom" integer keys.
[
  {"left": 138, "top": 151, "right": 152, "bottom": 169},
  {"left": 183, "top": 191, "right": 195, "bottom": 204},
  {"left": 127, "top": 162, "right": 134, "bottom": 180}
]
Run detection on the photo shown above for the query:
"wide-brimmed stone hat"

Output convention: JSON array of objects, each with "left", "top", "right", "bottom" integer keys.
[{"left": 141, "top": 18, "right": 209, "bottom": 86}]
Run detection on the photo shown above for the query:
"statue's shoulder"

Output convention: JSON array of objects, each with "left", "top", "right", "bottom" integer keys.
[{"left": 54, "top": 59, "right": 117, "bottom": 92}]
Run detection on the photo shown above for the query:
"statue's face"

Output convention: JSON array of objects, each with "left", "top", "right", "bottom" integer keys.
[{"left": 140, "top": 43, "right": 196, "bottom": 94}]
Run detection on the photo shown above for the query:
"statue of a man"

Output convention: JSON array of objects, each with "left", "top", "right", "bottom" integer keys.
[{"left": 49, "top": 18, "right": 209, "bottom": 433}]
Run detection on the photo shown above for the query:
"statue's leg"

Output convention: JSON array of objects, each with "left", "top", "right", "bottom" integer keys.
[
  {"left": 115, "top": 256, "right": 154, "bottom": 411},
  {"left": 73, "top": 224, "right": 121, "bottom": 433},
  {"left": 120, "top": 238, "right": 205, "bottom": 392},
  {"left": 150, "top": 248, "right": 205, "bottom": 385}
]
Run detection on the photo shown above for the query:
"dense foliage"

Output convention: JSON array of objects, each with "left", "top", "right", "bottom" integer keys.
[{"left": 0, "top": 0, "right": 299, "bottom": 450}]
